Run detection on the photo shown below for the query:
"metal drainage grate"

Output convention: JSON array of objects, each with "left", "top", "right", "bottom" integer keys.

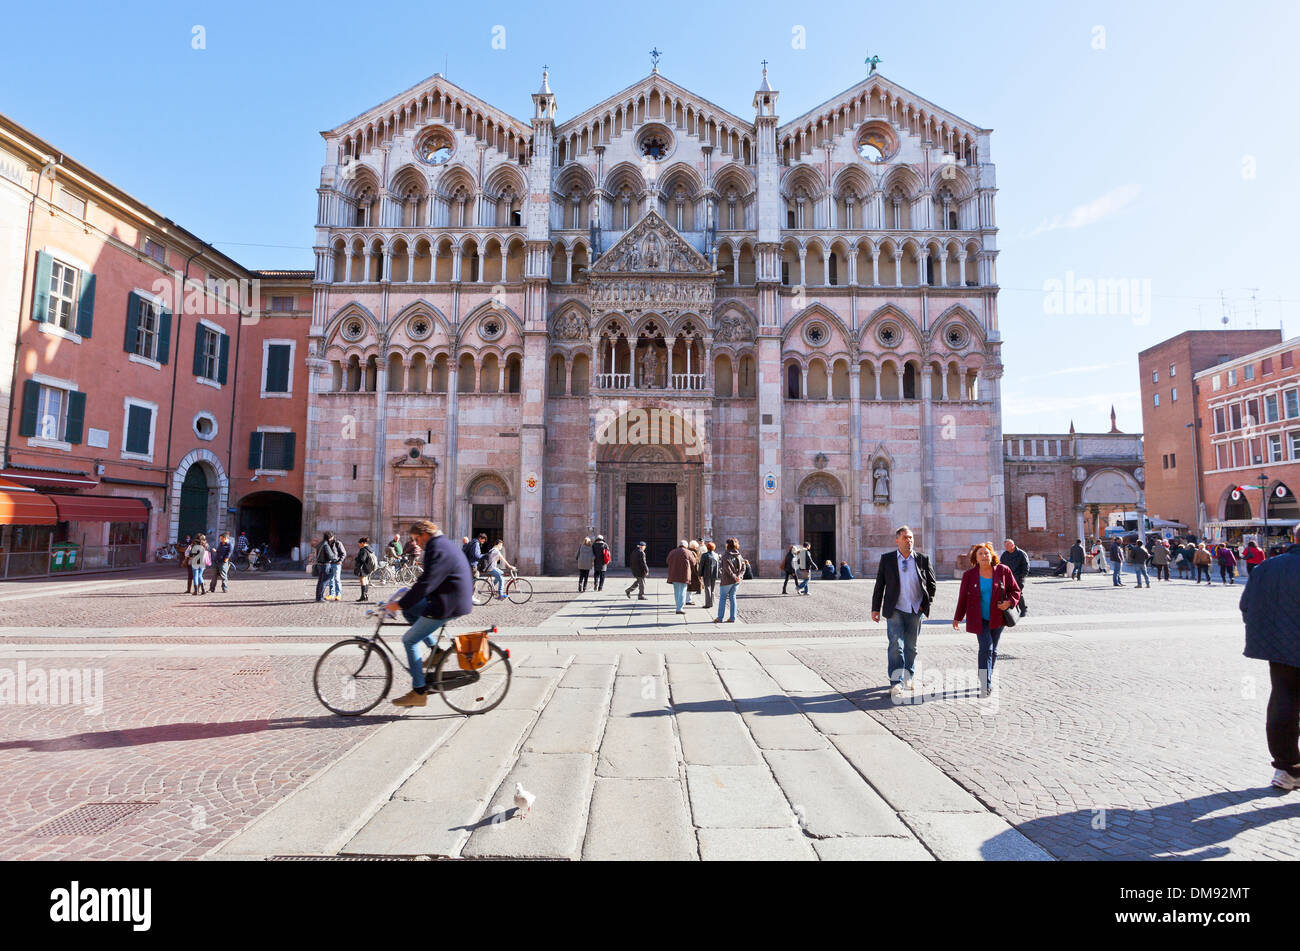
[{"left": 31, "top": 802, "right": 158, "bottom": 837}]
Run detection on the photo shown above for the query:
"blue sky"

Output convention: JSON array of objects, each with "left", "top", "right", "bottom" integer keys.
[{"left": 2, "top": 0, "right": 1294, "bottom": 433}]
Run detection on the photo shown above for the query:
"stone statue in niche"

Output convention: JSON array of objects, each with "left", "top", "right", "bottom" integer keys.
[
  {"left": 872, "top": 462, "right": 891, "bottom": 502},
  {"left": 638, "top": 346, "right": 660, "bottom": 388},
  {"left": 643, "top": 232, "right": 661, "bottom": 268}
]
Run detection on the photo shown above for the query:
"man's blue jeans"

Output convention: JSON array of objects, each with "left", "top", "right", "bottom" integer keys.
[
  {"left": 1112, "top": 561, "right": 1123, "bottom": 585},
  {"left": 672, "top": 581, "right": 687, "bottom": 611},
  {"left": 217, "top": 560, "right": 230, "bottom": 590},
  {"left": 489, "top": 567, "right": 505, "bottom": 598},
  {"left": 326, "top": 562, "right": 342, "bottom": 598},
  {"left": 886, "top": 610, "right": 922, "bottom": 684},
  {"left": 716, "top": 583, "right": 737, "bottom": 621},
  {"left": 1133, "top": 563, "right": 1149, "bottom": 587},
  {"left": 1071, "top": 561, "right": 1082, "bottom": 580},
  {"left": 401, "top": 615, "right": 448, "bottom": 690}
]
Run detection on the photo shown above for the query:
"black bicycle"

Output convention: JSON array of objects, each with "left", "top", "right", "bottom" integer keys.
[{"left": 313, "top": 614, "right": 512, "bottom": 717}]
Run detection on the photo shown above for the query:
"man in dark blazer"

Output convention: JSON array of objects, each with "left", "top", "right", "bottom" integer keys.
[
  {"left": 383, "top": 519, "right": 474, "bottom": 708},
  {"left": 1002, "top": 538, "right": 1030, "bottom": 617},
  {"left": 1241, "top": 522, "right": 1300, "bottom": 790},
  {"left": 871, "top": 525, "right": 937, "bottom": 697},
  {"left": 625, "top": 541, "right": 649, "bottom": 600}
]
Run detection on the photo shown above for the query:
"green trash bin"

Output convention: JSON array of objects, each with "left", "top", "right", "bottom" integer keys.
[{"left": 50, "top": 543, "right": 79, "bottom": 573}]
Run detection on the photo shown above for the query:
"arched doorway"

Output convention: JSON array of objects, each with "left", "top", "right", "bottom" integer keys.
[
  {"left": 1223, "top": 490, "right": 1252, "bottom": 522},
  {"left": 796, "top": 473, "right": 847, "bottom": 569},
  {"left": 238, "top": 491, "right": 303, "bottom": 555},
  {"left": 178, "top": 466, "right": 209, "bottom": 541}
]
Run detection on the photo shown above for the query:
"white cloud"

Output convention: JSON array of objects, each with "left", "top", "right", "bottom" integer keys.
[{"left": 1029, "top": 184, "right": 1142, "bottom": 237}]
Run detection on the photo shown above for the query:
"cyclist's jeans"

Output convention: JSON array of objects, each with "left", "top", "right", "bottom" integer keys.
[
  {"left": 490, "top": 567, "right": 505, "bottom": 598},
  {"left": 402, "top": 616, "right": 448, "bottom": 690},
  {"left": 327, "top": 563, "right": 342, "bottom": 598}
]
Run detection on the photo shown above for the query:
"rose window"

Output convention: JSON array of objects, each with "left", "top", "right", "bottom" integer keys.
[
  {"left": 876, "top": 323, "right": 900, "bottom": 347},
  {"left": 343, "top": 318, "right": 365, "bottom": 340}
]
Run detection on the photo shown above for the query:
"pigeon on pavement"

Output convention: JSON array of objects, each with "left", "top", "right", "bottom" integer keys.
[{"left": 513, "top": 782, "right": 535, "bottom": 819}]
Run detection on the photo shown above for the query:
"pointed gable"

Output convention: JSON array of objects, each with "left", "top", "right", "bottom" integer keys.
[
  {"left": 555, "top": 72, "right": 754, "bottom": 137},
  {"left": 591, "top": 211, "right": 714, "bottom": 275}
]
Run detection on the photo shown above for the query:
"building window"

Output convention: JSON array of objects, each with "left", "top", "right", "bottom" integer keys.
[
  {"left": 271, "top": 296, "right": 294, "bottom": 312},
  {"left": 37, "top": 385, "right": 68, "bottom": 440},
  {"left": 19, "top": 378, "right": 85, "bottom": 446},
  {"left": 1171, "top": 387, "right": 1178, "bottom": 402},
  {"left": 1152, "top": 370, "right": 1159, "bottom": 383},
  {"left": 1230, "top": 404, "right": 1242, "bottom": 430},
  {"left": 249, "top": 430, "right": 296, "bottom": 471},
  {"left": 57, "top": 188, "right": 86, "bottom": 218},
  {"left": 1266, "top": 394, "right": 1279, "bottom": 422},
  {"left": 1169, "top": 363, "right": 1176, "bottom": 377},
  {"left": 47, "top": 258, "right": 80, "bottom": 331},
  {"left": 1213, "top": 407, "right": 1226, "bottom": 433},
  {"left": 1026, "top": 494, "right": 1047, "bottom": 530},
  {"left": 1215, "top": 444, "right": 1225, "bottom": 469},
  {"left": 199, "top": 328, "right": 218, "bottom": 379},
  {"left": 1263, "top": 357, "right": 1274, "bottom": 375},
  {"left": 261, "top": 341, "right": 293, "bottom": 395},
  {"left": 1153, "top": 393, "right": 1160, "bottom": 407},
  {"left": 1169, "top": 452, "right": 1176, "bottom": 468},
  {"left": 1269, "top": 433, "right": 1284, "bottom": 463},
  {"left": 1212, "top": 375, "right": 1221, "bottom": 391},
  {"left": 1286, "top": 388, "right": 1300, "bottom": 419},
  {"left": 1283, "top": 351, "right": 1294, "bottom": 370},
  {"left": 193, "top": 323, "right": 229, "bottom": 384},
  {"left": 135, "top": 297, "right": 159, "bottom": 359},
  {"left": 121, "top": 399, "right": 156, "bottom": 460},
  {"left": 1228, "top": 369, "right": 1237, "bottom": 386},
  {"left": 1161, "top": 454, "right": 1168, "bottom": 469},
  {"left": 142, "top": 238, "right": 165, "bottom": 264},
  {"left": 1290, "top": 431, "right": 1300, "bottom": 460},
  {"left": 1245, "top": 364, "right": 1255, "bottom": 381}
]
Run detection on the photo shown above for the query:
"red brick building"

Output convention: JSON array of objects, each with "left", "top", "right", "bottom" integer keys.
[
  {"left": 1137, "top": 329, "right": 1281, "bottom": 533},
  {"left": 1195, "top": 336, "right": 1300, "bottom": 547}
]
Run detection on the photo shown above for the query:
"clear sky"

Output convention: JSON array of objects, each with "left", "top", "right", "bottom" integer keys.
[{"left": 2, "top": 0, "right": 1295, "bottom": 434}]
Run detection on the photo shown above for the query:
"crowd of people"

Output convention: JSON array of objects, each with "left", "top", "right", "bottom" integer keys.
[{"left": 1052, "top": 534, "right": 1274, "bottom": 587}]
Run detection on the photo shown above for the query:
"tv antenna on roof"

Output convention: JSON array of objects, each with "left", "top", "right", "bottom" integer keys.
[{"left": 1219, "top": 290, "right": 1229, "bottom": 326}]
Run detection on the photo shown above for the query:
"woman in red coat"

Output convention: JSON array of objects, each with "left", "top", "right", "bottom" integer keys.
[{"left": 953, "top": 542, "right": 1021, "bottom": 697}]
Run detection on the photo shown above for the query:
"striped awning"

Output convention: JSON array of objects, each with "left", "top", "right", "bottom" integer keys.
[{"left": 0, "top": 477, "right": 57, "bottom": 526}]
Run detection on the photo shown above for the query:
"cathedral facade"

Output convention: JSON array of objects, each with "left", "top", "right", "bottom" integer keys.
[{"left": 304, "top": 64, "right": 1006, "bottom": 576}]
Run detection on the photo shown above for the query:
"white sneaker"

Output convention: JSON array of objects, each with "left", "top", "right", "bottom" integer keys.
[
  {"left": 889, "top": 683, "right": 903, "bottom": 698},
  {"left": 904, "top": 676, "right": 915, "bottom": 691},
  {"left": 1271, "top": 769, "right": 1300, "bottom": 791}
]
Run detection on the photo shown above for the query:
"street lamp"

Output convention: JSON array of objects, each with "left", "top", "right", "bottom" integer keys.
[
  {"left": 1185, "top": 420, "right": 1202, "bottom": 541},
  {"left": 1258, "top": 471, "right": 1271, "bottom": 553}
]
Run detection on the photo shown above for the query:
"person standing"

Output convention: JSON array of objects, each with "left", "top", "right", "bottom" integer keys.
[
  {"left": 1218, "top": 544, "right": 1239, "bottom": 585},
  {"left": 1128, "top": 539, "right": 1151, "bottom": 588},
  {"left": 209, "top": 532, "right": 233, "bottom": 593},
  {"left": 781, "top": 544, "right": 799, "bottom": 594},
  {"left": 685, "top": 541, "right": 702, "bottom": 606},
  {"left": 1149, "top": 539, "right": 1171, "bottom": 581},
  {"left": 382, "top": 520, "right": 474, "bottom": 708},
  {"left": 714, "top": 538, "right": 748, "bottom": 623},
  {"left": 315, "top": 531, "right": 346, "bottom": 602},
  {"left": 354, "top": 536, "right": 377, "bottom": 602},
  {"left": 1241, "top": 522, "right": 1300, "bottom": 789},
  {"left": 1243, "top": 539, "right": 1266, "bottom": 577},
  {"left": 576, "top": 536, "right": 594, "bottom": 592},
  {"left": 666, "top": 540, "right": 692, "bottom": 614},
  {"left": 870, "top": 526, "right": 937, "bottom": 698},
  {"left": 591, "top": 535, "right": 609, "bottom": 591},
  {"left": 699, "top": 541, "right": 720, "bottom": 610},
  {"left": 187, "top": 534, "right": 208, "bottom": 597},
  {"left": 182, "top": 534, "right": 194, "bottom": 593},
  {"left": 1193, "top": 542, "right": 1213, "bottom": 584},
  {"left": 953, "top": 542, "right": 1021, "bottom": 698},
  {"left": 800, "top": 542, "right": 815, "bottom": 594},
  {"left": 1002, "top": 538, "right": 1030, "bottom": 617},
  {"left": 1108, "top": 537, "right": 1125, "bottom": 586},
  {"left": 624, "top": 541, "right": 649, "bottom": 600},
  {"left": 1069, "top": 538, "right": 1086, "bottom": 581}
]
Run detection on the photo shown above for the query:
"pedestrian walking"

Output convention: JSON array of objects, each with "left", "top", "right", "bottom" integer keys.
[
  {"left": 666, "top": 540, "right": 692, "bottom": 614},
  {"left": 1002, "top": 538, "right": 1030, "bottom": 617},
  {"left": 209, "top": 532, "right": 233, "bottom": 593},
  {"left": 1218, "top": 544, "right": 1239, "bottom": 585},
  {"left": 1149, "top": 540, "right": 1171, "bottom": 581},
  {"left": 1109, "top": 537, "right": 1125, "bottom": 586},
  {"left": 1128, "top": 539, "right": 1151, "bottom": 588},
  {"left": 381, "top": 520, "right": 473, "bottom": 708},
  {"left": 1240, "top": 522, "right": 1300, "bottom": 789},
  {"left": 182, "top": 534, "right": 194, "bottom": 592},
  {"left": 624, "top": 541, "right": 649, "bottom": 599},
  {"left": 576, "top": 536, "right": 594, "bottom": 592},
  {"left": 1069, "top": 538, "right": 1086, "bottom": 581},
  {"left": 953, "top": 542, "right": 1021, "bottom": 698},
  {"left": 484, "top": 540, "right": 516, "bottom": 600},
  {"left": 870, "top": 526, "right": 937, "bottom": 698},
  {"left": 315, "top": 531, "right": 346, "bottom": 602},
  {"left": 591, "top": 534, "right": 609, "bottom": 591},
  {"left": 685, "top": 540, "right": 702, "bottom": 605},
  {"left": 186, "top": 534, "right": 208, "bottom": 596},
  {"left": 781, "top": 544, "right": 799, "bottom": 594},
  {"left": 699, "top": 541, "right": 720, "bottom": 609},
  {"left": 1193, "top": 543, "right": 1213, "bottom": 584},
  {"left": 800, "top": 542, "right": 815, "bottom": 593},
  {"left": 354, "top": 536, "right": 377, "bottom": 602},
  {"left": 1243, "top": 539, "right": 1266, "bottom": 577},
  {"left": 713, "top": 538, "right": 748, "bottom": 623}
]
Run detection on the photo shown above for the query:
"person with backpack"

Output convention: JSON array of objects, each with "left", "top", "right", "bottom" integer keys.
[
  {"left": 1218, "top": 544, "right": 1239, "bottom": 585},
  {"left": 315, "top": 531, "right": 347, "bottom": 602},
  {"left": 354, "top": 536, "right": 378, "bottom": 602},
  {"left": 1243, "top": 539, "right": 1266, "bottom": 577},
  {"left": 714, "top": 538, "right": 749, "bottom": 623},
  {"left": 463, "top": 533, "right": 483, "bottom": 576},
  {"left": 624, "top": 540, "right": 649, "bottom": 600},
  {"left": 576, "top": 536, "right": 594, "bottom": 592},
  {"left": 209, "top": 532, "right": 233, "bottom": 593},
  {"left": 591, "top": 534, "right": 610, "bottom": 591},
  {"left": 698, "top": 540, "right": 720, "bottom": 609},
  {"left": 187, "top": 534, "right": 209, "bottom": 597}
]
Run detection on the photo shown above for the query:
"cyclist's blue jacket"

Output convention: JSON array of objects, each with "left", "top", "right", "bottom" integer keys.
[{"left": 397, "top": 531, "right": 474, "bottom": 620}]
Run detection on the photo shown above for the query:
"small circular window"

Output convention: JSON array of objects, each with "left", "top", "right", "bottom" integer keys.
[
  {"left": 408, "top": 315, "right": 432, "bottom": 340},
  {"left": 193, "top": 412, "right": 218, "bottom": 441},
  {"left": 342, "top": 318, "right": 365, "bottom": 341},
  {"left": 416, "top": 128, "right": 454, "bottom": 166},
  {"left": 856, "top": 125, "right": 896, "bottom": 164},
  {"left": 479, "top": 316, "right": 504, "bottom": 342},
  {"left": 876, "top": 322, "right": 901, "bottom": 348},
  {"left": 636, "top": 124, "right": 674, "bottom": 162},
  {"left": 803, "top": 322, "right": 829, "bottom": 348},
  {"left": 944, "top": 324, "right": 969, "bottom": 350}
]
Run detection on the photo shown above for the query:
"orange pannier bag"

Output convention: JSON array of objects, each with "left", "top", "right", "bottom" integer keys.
[{"left": 454, "top": 630, "right": 493, "bottom": 670}]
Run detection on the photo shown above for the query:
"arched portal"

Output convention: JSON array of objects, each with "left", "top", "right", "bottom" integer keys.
[
  {"left": 178, "top": 466, "right": 208, "bottom": 542},
  {"left": 169, "top": 449, "right": 229, "bottom": 543},
  {"left": 795, "top": 472, "right": 847, "bottom": 569},
  {"left": 238, "top": 490, "right": 303, "bottom": 555}
]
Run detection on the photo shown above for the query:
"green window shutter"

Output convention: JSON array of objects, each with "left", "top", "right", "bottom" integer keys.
[
  {"left": 32, "top": 252, "right": 52, "bottom": 323},
  {"left": 266, "top": 344, "right": 290, "bottom": 391},
  {"left": 65, "top": 391, "right": 87, "bottom": 445},
  {"left": 284, "top": 432, "right": 296, "bottom": 470},
  {"left": 75, "top": 271, "right": 95, "bottom": 338},
  {"left": 125, "top": 405, "right": 151, "bottom": 454},
  {"left": 217, "top": 332, "right": 230, "bottom": 384},
  {"left": 18, "top": 380, "right": 40, "bottom": 436},
  {"left": 124, "top": 292, "right": 141, "bottom": 354},
  {"left": 248, "top": 431, "right": 263, "bottom": 469},
  {"left": 157, "top": 310, "right": 171, "bottom": 365},
  {"left": 193, "top": 327, "right": 206, "bottom": 376}
]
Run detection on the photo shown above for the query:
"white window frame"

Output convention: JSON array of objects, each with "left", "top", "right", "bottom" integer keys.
[
  {"left": 1171, "top": 387, "right": 1178, "bottom": 402},
  {"left": 1290, "top": 430, "right": 1300, "bottom": 461},
  {"left": 142, "top": 237, "right": 166, "bottom": 264},
  {"left": 1268, "top": 433, "right": 1283, "bottom": 463},
  {"left": 1266, "top": 393, "right": 1280, "bottom": 423},
  {"left": 128, "top": 286, "right": 164, "bottom": 367},
  {"left": 260, "top": 339, "right": 296, "bottom": 398},
  {"left": 1151, "top": 370, "right": 1158, "bottom": 383},
  {"left": 1212, "top": 375, "right": 1221, "bottom": 391},
  {"left": 195, "top": 317, "right": 225, "bottom": 387},
  {"left": 1228, "top": 369, "right": 1237, "bottom": 386},
  {"left": 46, "top": 256, "right": 80, "bottom": 333},
  {"left": 254, "top": 424, "right": 292, "bottom": 477},
  {"left": 26, "top": 372, "right": 78, "bottom": 452},
  {"left": 1169, "top": 363, "right": 1176, "bottom": 377},
  {"left": 192, "top": 411, "right": 219, "bottom": 442},
  {"left": 1153, "top": 393, "right": 1159, "bottom": 407},
  {"left": 1245, "top": 364, "right": 1255, "bottom": 381},
  {"left": 57, "top": 187, "right": 86, "bottom": 219},
  {"left": 1285, "top": 388, "right": 1300, "bottom": 420},
  {"left": 120, "top": 397, "right": 158, "bottom": 462}
]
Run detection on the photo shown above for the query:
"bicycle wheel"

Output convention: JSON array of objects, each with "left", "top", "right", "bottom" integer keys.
[
  {"left": 313, "top": 638, "right": 393, "bottom": 716},
  {"left": 472, "top": 577, "right": 495, "bottom": 606},
  {"left": 507, "top": 577, "right": 533, "bottom": 604},
  {"left": 433, "top": 641, "right": 511, "bottom": 715}
]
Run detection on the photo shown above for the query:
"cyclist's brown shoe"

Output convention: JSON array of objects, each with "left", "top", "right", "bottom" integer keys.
[{"left": 391, "top": 690, "right": 427, "bottom": 707}]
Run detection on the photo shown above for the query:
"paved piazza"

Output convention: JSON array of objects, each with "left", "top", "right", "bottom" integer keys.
[{"left": 0, "top": 565, "right": 1288, "bottom": 860}]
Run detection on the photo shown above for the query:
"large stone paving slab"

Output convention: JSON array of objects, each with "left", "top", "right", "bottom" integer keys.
[
  {"left": 461, "top": 752, "right": 595, "bottom": 860},
  {"left": 763, "top": 749, "right": 910, "bottom": 838},
  {"left": 685, "top": 765, "right": 796, "bottom": 829},
  {"left": 696, "top": 828, "right": 817, "bottom": 861},
  {"left": 597, "top": 716, "right": 680, "bottom": 779},
  {"left": 582, "top": 778, "right": 696, "bottom": 860}
]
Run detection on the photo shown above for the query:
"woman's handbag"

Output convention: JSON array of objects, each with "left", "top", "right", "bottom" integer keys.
[
  {"left": 202, "top": 549, "right": 211, "bottom": 567},
  {"left": 1001, "top": 606, "right": 1018, "bottom": 628}
]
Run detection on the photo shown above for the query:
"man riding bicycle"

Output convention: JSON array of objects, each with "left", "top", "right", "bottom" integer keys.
[{"left": 381, "top": 519, "right": 473, "bottom": 708}]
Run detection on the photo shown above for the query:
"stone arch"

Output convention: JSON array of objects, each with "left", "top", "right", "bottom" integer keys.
[
  {"left": 325, "top": 302, "right": 380, "bottom": 343},
  {"left": 798, "top": 472, "right": 845, "bottom": 498},
  {"left": 1081, "top": 468, "right": 1142, "bottom": 505},
  {"left": 169, "top": 448, "right": 229, "bottom": 544}
]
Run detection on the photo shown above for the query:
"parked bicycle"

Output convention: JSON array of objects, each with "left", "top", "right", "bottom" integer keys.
[
  {"left": 368, "top": 559, "right": 400, "bottom": 587},
  {"left": 154, "top": 543, "right": 178, "bottom": 563},
  {"left": 473, "top": 568, "right": 533, "bottom": 606},
  {"left": 313, "top": 612, "right": 512, "bottom": 716}
]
